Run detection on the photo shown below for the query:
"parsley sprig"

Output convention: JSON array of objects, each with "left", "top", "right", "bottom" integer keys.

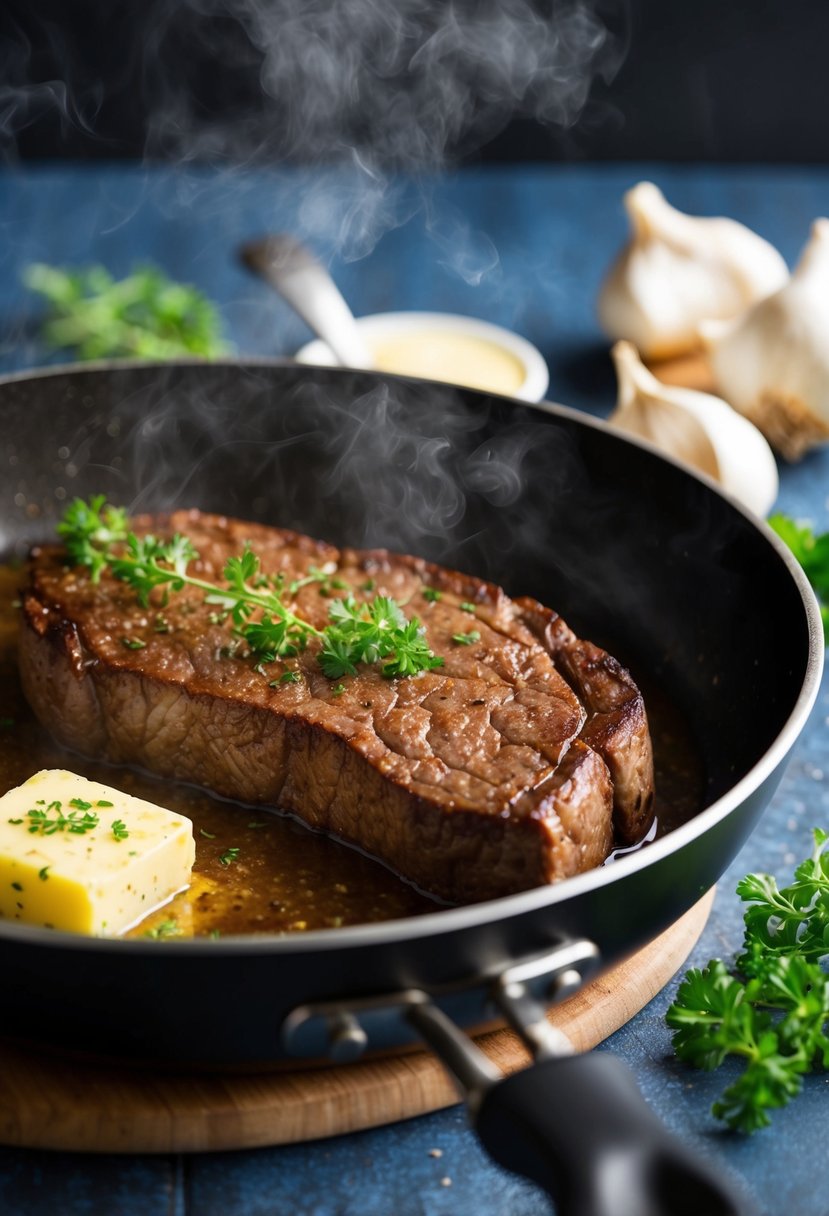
[
  {"left": 24, "top": 263, "right": 230, "bottom": 361},
  {"left": 667, "top": 829, "right": 829, "bottom": 1132},
  {"left": 57, "top": 497, "right": 443, "bottom": 682},
  {"left": 769, "top": 513, "right": 829, "bottom": 640}
]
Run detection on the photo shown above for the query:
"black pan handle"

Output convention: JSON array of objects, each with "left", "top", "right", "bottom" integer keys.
[{"left": 475, "top": 1052, "right": 750, "bottom": 1216}]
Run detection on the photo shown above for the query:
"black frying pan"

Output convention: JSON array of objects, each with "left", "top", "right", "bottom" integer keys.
[{"left": 0, "top": 360, "right": 822, "bottom": 1216}]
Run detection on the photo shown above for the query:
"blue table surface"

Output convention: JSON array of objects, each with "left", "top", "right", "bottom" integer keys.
[{"left": 1, "top": 162, "right": 829, "bottom": 1216}]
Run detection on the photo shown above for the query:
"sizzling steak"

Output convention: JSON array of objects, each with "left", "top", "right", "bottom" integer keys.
[{"left": 19, "top": 511, "right": 654, "bottom": 903}]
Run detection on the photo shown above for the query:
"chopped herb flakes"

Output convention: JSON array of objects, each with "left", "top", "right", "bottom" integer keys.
[
  {"left": 38, "top": 866, "right": 50, "bottom": 881},
  {"left": 452, "top": 630, "right": 480, "bottom": 646},
  {"left": 111, "top": 819, "right": 129, "bottom": 841},
  {"left": 219, "top": 847, "right": 240, "bottom": 866},
  {"left": 460, "top": 602, "right": 476, "bottom": 613},
  {"left": 120, "top": 636, "right": 146, "bottom": 650},
  {"left": 199, "top": 829, "right": 216, "bottom": 839},
  {"left": 144, "top": 918, "right": 182, "bottom": 939},
  {"left": 23, "top": 801, "right": 99, "bottom": 836},
  {"left": 422, "top": 587, "right": 441, "bottom": 603}
]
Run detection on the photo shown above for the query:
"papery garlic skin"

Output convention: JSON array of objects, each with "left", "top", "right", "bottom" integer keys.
[
  {"left": 598, "top": 182, "right": 789, "bottom": 360},
  {"left": 702, "top": 219, "right": 829, "bottom": 461},
  {"left": 609, "top": 341, "right": 779, "bottom": 516}
]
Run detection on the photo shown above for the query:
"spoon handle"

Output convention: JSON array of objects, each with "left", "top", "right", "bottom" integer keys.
[{"left": 239, "top": 235, "right": 374, "bottom": 368}]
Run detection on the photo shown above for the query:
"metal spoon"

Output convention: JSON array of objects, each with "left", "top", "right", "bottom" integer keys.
[{"left": 239, "top": 235, "right": 374, "bottom": 369}]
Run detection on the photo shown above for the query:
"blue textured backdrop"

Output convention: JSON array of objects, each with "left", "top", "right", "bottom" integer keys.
[{"left": 1, "top": 164, "right": 828, "bottom": 1216}]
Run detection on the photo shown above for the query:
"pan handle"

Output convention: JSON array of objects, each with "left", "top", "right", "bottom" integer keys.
[
  {"left": 406, "top": 983, "right": 751, "bottom": 1216},
  {"left": 474, "top": 1052, "right": 749, "bottom": 1216}
]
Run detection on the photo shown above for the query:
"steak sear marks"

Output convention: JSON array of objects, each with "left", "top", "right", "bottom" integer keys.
[{"left": 18, "top": 511, "right": 655, "bottom": 903}]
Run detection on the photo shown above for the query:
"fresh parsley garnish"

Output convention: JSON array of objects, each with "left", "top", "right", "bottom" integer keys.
[
  {"left": 769, "top": 513, "right": 829, "bottom": 641},
  {"left": 111, "top": 819, "right": 129, "bottom": 841},
  {"left": 218, "top": 847, "right": 240, "bottom": 866},
  {"left": 24, "top": 263, "right": 230, "bottom": 361},
  {"left": 58, "top": 497, "right": 444, "bottom": 683},
  {"left": 667, "top": 828, "right": 829, "bottom": 1132}
]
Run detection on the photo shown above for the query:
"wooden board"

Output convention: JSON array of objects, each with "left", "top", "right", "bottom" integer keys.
[{"left": 0, "top": 889, "right": 713, "bottom": 1154}]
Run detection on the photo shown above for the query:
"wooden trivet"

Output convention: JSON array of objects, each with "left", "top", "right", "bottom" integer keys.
[{"left": 0, "top": 889, "right": 714, "bottom": 1155}]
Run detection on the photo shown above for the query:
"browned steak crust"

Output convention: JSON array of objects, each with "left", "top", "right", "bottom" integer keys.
[{"left": 18, "top": 511, "right": 655, "bottom": 903}]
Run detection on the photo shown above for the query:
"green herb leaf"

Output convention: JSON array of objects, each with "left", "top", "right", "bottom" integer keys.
[
  {"left": 111, "top": 819, "right": 129, "bottom": 841},
  {"left": 667, "top": 829, "right": 829, "bottom": 1132},
  {"left": 219, "top": 847, "right": 240, "bottom": 866},
  {"left": 25, "top": 802, "right": 99, "bottom": 836},
  {"left": 452, "top": 630, "right": 480, "bottom": 646},
  {"left": 769, "top": 514, "right": 829, "bottom": 642},
  {"left": 144, "top": 918, "right": 182, "bottom": 940},
  {"left": 24, "top": 263, "right": 230, "bottom": 362},
  {"left": 58, "top": 497, "right": 444, "bottom": 684}
]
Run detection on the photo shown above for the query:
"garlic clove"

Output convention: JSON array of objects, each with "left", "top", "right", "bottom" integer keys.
[
  {"left": 701, "top": 219, "right": 829, "bottom": 461},
  {"left": 598, "top": 182, "right": 789, "bottom": 361},
  {"left": 609, "top": 341, "right": 779, "bottom": 516}
]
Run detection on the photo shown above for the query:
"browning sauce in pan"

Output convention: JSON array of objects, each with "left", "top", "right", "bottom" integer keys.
[{"left": 0, "top": 566, "right": 704, "bottom": 938}]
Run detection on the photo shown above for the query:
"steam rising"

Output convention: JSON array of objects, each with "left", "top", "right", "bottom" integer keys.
[
  {"left": 2, "top": 2, "right": 623, "bottom": 175},
  {"left": 143, "top": 0, "right": 622, "bottom": 171}
]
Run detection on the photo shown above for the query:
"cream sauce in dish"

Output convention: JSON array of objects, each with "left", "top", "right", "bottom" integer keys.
[{"left": 371, "top": 330, "right": 527, "bottom": 395}]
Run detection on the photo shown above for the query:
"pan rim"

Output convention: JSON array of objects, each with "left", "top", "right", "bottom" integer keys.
[{"left": 0, "top": 357, "right": 823, "bottom": 956}]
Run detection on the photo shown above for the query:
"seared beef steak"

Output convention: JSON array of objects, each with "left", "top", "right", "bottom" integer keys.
[{"left": 19, "top": 511, "right": 654, "bottom": 903}]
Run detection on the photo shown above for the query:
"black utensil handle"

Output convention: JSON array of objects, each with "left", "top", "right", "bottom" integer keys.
[{"left": 475, "top": 1053, "right": 750, "bottom": 1216}]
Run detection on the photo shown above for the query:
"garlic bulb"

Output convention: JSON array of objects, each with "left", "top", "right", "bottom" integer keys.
[
  {"left": 701, "top": 219, "right": 829, "bottom": 461},
  {"left": 598, "top": 182, "right": 788, "bottom": 360},
  {"left": 609, "top": 341, "right": 779, "bottom": 516}
]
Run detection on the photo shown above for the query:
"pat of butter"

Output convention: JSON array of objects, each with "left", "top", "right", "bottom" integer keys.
[{"left": 0, "top": 770, "right": 195, "bottom": 936}]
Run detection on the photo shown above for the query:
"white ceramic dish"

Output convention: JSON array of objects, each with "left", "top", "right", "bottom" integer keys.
[{"left": 294, "top": 310, "right": 550, "bottom": 403}]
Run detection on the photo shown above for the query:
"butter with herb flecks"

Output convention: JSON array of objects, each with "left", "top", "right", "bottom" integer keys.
[{"left": 0, "top": 769, "right": 195, "bottom": 936}]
